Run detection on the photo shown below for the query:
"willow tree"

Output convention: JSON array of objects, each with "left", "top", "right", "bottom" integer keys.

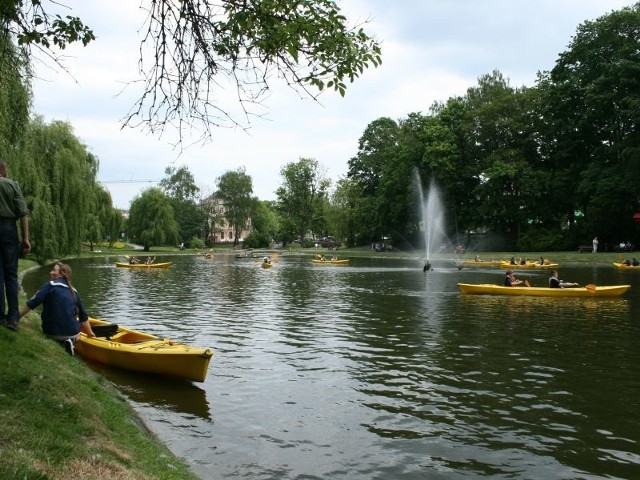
[
  {"left": 128, "top": 188, "right": 179, "bottom": 251},
  {"left": 16, "top": 118, "right": 105, "bottom": 262},
  {"left": 4, "top": 0, "right": 381, "bottom": 142},
  {"left": 0, "top": 29, "right": 30, "bottom": 160}
]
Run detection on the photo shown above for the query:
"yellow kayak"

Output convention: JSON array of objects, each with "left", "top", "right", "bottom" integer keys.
[
  {"left": 115, "top": 262, "right": 172, "bottom": 269},
  {"left": 613, "top": 262, "right": 640, "bottom": 269},
  {"left": 76, "top": 318, "right": 213, "bottom": 382},
  {"left": 311, "top": 259, "right": 349, "bottom": 265},
  {"left": 459, "top": 260, "right": 506, "bottom": 267},
  {"left": 457, "top": 283, "right": 630, "bottom": 297},
  {"left": 499, "top": 262, "right": 558, "bottom": 269}
]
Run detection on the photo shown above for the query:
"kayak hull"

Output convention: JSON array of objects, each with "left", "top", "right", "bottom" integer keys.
[
  {"left": 76, "top": 318, "right": 213, "bottom": 382},
  {"left": 311, "top": 259, "right": 349, "bottom": 265},
  {"left": 457, "top": 283, "right": 630, "bottom": 297},
  {"left": 115, "top": 262, "right": 172, "bottom": 269},
  {"left": 500, "top": 262, "right": 558, "bottom": 269}
]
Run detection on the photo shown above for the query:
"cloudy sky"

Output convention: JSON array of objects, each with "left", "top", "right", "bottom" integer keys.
[{"left": 31, "top": 0, "right": 634, "bottom": 209}]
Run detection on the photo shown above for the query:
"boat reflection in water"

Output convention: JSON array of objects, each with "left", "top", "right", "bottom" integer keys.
[{"left": 83, "top": 359, "right": 211, "bottom": 420}]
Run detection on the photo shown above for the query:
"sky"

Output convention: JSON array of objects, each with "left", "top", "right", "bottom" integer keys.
[{"left": 31, "top": 0, "right": 636, "bottom": 210}]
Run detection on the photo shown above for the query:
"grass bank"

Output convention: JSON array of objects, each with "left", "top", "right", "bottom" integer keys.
[{"left": 0, "top": 259, "right": 199, "bottom": 480}]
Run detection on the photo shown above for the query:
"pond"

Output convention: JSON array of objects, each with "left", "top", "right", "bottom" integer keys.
[{"left": 23, "top": 254, "right": 640, "bottom": 479}]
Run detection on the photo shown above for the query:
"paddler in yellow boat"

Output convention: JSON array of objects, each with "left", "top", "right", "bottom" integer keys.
[
  {"left": 548, "top": 270, "right": 579, "bottom": 288},
  {"left": 504, "top": 269, "right": 524, "bottom": 287}
]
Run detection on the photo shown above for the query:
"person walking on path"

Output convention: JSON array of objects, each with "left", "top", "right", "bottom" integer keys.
[{"left": 0, "top": 160, "right": 30, "bottom": 331}]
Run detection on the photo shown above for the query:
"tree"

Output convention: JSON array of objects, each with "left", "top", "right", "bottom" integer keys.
[
  {"left": 128, "top": 188, "right": 179, "bottom": 251},
  {"left": 276, "top": 158, "right": 330, "bottom": 243},
  {"left": 244, "top": 199, "right": 280, "bottom": 248},
  {"left": 0, "top": 30, "right": 30, "bottom": 160},
  {"left": 159, "top": 165, "right": 206, "bottom": 244},
  {"left": 216, "top": 167, "right": 254, "bottom": 246},
  {"left": 458, "top": 71, "right": 540, "bottom": 246},
  {"left": 539, "top": 3, "right": 640, "bottom": 245},
  {"left": 3, "top": 1, "right": 381, "bottom": 142},
  {"left": 329, "top": 177, "right": 366, "bottom": 247},
  {"left": 15, "top": 118, "right": 113, "bottom": 262},
  {"left": 347, "top": 117, "right": 401, "bottom": 244},
  {"left": 159, "top": 165, "right": 200, "bottom": 201}
]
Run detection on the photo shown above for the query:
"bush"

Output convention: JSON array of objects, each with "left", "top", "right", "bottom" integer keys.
[
  {"left": 189, "top": 237, "right": 206, "bottom": 249},
  {"left": 243, "top": 231, "right": 271, "bottom": 249},
  {"left": 516, "top": 228, "right": 571, "bottom": 252}
]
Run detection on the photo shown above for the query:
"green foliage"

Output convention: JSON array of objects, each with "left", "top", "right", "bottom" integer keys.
[
  {"left": 216, "top": 167, "right": 254, "bottom": 246},
  {"left": 159, "top": 166, "right": 206, "bottom": 244},
  {"left": 4, "top": 118, "right": 122, "bottom": 262},
  {"left": 190, "top": 236, "right": 206, "bottom": 249},
  {"left": 128, "top": 188, "right": 179, "bottom": 251},
  {"left": 119, "top": 0, "right": 381, "bottom": 138},
  {"left": 251, "top": 200, "right": 281, "bottom": 243},
  {"left": 243, "top": 231, "right": 271, "bottom": 249},
  {"left": 2, "top": 0, "right": 96, "bottom": 49},
  {"left": 0, "top": 30, "right": 30, "bottom": 159},
  {"left": 515, "top": 228, "right": 573, "bottom": 252},
  {"left": 538, "top": 4, "right": 640, "bottom": 244},
  {"left": 276, "top": 158, "right": 330, "bottom": 243},
  {"left": 159, "top": 165, "right": 200, "bottom": 201}
]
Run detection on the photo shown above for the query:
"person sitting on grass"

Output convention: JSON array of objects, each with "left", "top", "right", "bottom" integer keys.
[{"left": 18, "top": 262, "right": 95, "bottom": 355}]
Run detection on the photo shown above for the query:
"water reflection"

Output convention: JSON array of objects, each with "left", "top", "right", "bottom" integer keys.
[{"left": 84, "top": 360, "right": 211, "bottom": 420}]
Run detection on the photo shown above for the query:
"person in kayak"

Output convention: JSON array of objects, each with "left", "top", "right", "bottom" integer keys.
[
  {"left": 18, "top": 262, "right": 95, "bottom": 355},
  {"left": 504, "top": 269, "right": 524, "bottom": 286},
  {"left": 548, "top": 270, "right": 579, "bottom": 288}
]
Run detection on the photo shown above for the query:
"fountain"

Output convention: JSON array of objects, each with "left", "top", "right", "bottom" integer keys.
[{"left": 416, "top": 174, "right": 447, "bottom": 268}]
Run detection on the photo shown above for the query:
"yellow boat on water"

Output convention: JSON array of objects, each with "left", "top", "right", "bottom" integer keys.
[
  {"left": 457, "top": 283, "right": 630, "bottom": 297},
  {"left": 499, "top": 261, "right": 558, "bottom": 270},
  {"left": 613, "top": 262, "right": 640, "bottom": 270},
  {"left": 312, "top": 258, "right": 349, "bottom": 265},
  {"left": 459, "top": 259, "right": 506, "bottom": 267},
  {"left": 76, "top": 318, "right": 213, "bottom": 382},
  {"left": 115, "top": 261, "right": 172, "bottom": 269}
]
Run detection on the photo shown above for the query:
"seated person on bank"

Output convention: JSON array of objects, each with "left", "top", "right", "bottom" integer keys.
[
  {"left": 548, "top": 270, "right": 579, "bottom": 288},
  {"left": 504, "top": 270, "right": 523, "bottom": 287}
]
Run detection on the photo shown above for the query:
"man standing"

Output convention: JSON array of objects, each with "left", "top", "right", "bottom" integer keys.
[
  {"left": 592, "top": 237, "right": 598, "bottom": 253},
  {"left": 0, "top": 160, "right": 30, "bottom": 331}
]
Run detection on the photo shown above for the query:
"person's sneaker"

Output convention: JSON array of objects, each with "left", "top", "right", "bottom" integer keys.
[
  {"left": 3, "top": 319, "right": 18, "bottom": 331},
  {"left": 64, "top": 338, "right": 75, "bottom": 356}
]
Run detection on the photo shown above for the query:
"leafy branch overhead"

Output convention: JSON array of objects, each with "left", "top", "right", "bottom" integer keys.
[
  {"left": 3, "top": 0, "right": 94, "bottom": 49},
  {"left": 3, "top": 0, "right": 381, "bottom": 142}
]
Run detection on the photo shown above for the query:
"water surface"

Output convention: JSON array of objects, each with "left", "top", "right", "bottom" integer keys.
[{"left": 23, "top": 255, "right": 640, "bottom": 479}]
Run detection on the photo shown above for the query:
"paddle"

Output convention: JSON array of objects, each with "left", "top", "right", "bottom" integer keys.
[
  {"left": 524, "top": 279, "right": 531, "bottom": 287},
  {"left": 585, "top": 284, "right": 597, "bottom": 292}
]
